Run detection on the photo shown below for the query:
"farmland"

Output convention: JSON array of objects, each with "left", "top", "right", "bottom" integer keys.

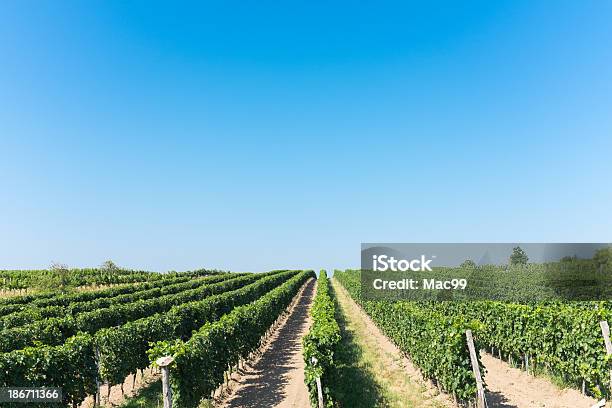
[
  {"left": 0, "top": 268, "right": 314, "bottom": 408},
  {"left": 335, "top": 269, "right": 612, "bottom": 406},
  {"left": 1, "top": 266, "right": 611, "bottom": 408},
  {"left": 0, "top": 267, "right": 194, "bottom": 295}
]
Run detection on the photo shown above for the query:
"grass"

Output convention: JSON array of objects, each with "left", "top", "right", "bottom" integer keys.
[
  {"left": 119, "top": 379, "right": 163, "bottom": 408},
  {"left": 117, "top": 375, "right": 215, "bottom": 408},
  {"left": 326, "top": 284, "right": 388, "bottom": 407},
  {"left": 330, "top": 278, "right": 447, "bottom": 408}
]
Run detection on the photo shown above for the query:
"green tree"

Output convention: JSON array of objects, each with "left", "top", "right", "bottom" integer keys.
[
  {"left": 100, "top": 260, "right": 120, "bottom": 272},
  {"left": 509, "top": 246, "right": 528, "bottom": 266},
  {"left": 36, "top": 262, "right": 73, "bottom": 293},
  {"left": 593, "top": 247, "right": 612, "bottom": 267}
]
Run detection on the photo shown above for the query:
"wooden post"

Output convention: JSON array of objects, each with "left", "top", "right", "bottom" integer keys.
[
  {"left": 315, "top": 376, "right": 324, "bottom": 408},
  {"left": 599, "top": 321, "right": 612, "bottom": 396},
  {"left": 94, "top": 348, "right": 100, "bottom": 407},
  {"left": 466, "top": 330, "right": 486, "bottom": 408},
  {"left": 525, "top": 353, "right": 529, "bottom": 375},
  {"left": 311, "top": 357, "right": 324, "bottom": 408},
  {"left": 157, "top": 356, "right": 175, "bottom": 408}
]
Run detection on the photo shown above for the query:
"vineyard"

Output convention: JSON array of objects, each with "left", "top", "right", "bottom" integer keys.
[
  {"left": 0, "top": 267, "right": 208, "bottom": 294},
  {"left": 1, "top": 267, "right": 611, "bottom": 408},
  {"left": 0, "top": 268, "right": 315, "bottom": 408},
  {"left": 149, "top": 270, "right": 315, "bottom": 408},
  {"left": 334, "top": 269, "right": 612, "bottom": 406}
]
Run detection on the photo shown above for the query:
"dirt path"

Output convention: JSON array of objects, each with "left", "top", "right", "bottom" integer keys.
[
  {"left": 481, "top": 353, "right": 600, "bottom": 408},
  {"left": 331, "top": 278, "right": 454, "bottom": 408},
  {"left": 219, "top": 278, "right": 316, "bottom": 408},
  {"left": 332, "top": 279, "right": 604, "bottom": 408},
  {"left": 79, "top": 368, "right": 161, "bottom": 408}
]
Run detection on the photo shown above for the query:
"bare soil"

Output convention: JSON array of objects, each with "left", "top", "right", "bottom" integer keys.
[
  {"left": 218, "top": 278, "right": 316, "bottom": 408},
  {"left": 481, "top": 352, "right": 600, "bottom": 408},
  {"left": 79, "top": 367, "right": 161, "bottom": 407}
]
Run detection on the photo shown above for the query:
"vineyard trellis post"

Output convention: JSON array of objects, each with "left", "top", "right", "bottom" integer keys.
[
  {"left": 157, "top": 356, "right": 174, "bottom": 408},
  {"left": 94, "top": 348, "right": 101, "bottom": 407},
  {"left": 466, "top": 330, "right": 486, "bottom": 408},
  {"left": 599, "top": 321, "right": 612, "bottom": 396},
  {"left": 311, "top": 356, "right": 324, "bottom": 408}
]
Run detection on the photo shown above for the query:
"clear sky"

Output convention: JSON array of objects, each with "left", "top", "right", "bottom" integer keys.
[{"left": 1, "top": 1, "right": 611, "bottom": 272}]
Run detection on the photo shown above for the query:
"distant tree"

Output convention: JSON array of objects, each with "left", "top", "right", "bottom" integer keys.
[
  {"left": 37, "top": 262, "right": 72, "bottom": 293},
  {"left": 509, "top": 246, "right": 529, "bottom": 266},
  {"left": 101, "top": 260, "right": 120, "bottom": 272},
  {"left": 460, "top": 259, "right": 477, "bottom": 268},
  {"left": 594, "top": 247, "right": 612, "bottom": 269},
  {"left": 50, "top": 262, "right": 71, "bottom": 284}
]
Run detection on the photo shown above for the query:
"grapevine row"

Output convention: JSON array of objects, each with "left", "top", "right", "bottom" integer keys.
[
  {"left": 0, "top": 268, "right": 210, "bottom": 294},
  {"left": 96, "top": 270, "right": 301, "bottom": 386},
  {"left": 428, "top": 300, "right": 612, "bottom": 398},
  {"left": 0, "top": 273, "right": 235, "bottom": 330},
  {"left": 148, "top": 270, "right": 315, "bottom": 408},
  {"left": 0, "top": 270, "right": 303, "bottom": 407},
  {"left": 303, "top": 270, "right": 340, "bottom": 407},
  {"left": 334, "top": 270, "right": 482, "bottom": 402},
  {"left": 0, "top": 269, "right": 220, "bottom": 315},
  {"left": 0, "top": 271, "right": 270, "bottom": 352}
]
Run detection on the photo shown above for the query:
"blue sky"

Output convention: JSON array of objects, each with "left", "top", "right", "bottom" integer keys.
[{"left": 1, "top": 1, "right": 611, "bottom": 272}]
